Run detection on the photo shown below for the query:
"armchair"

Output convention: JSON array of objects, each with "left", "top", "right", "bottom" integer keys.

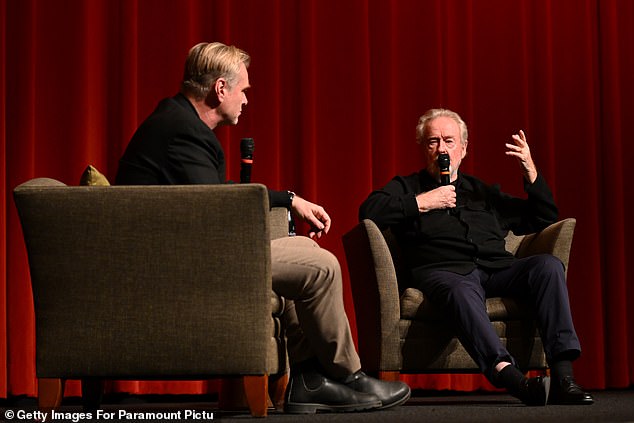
[
  {"left": 343, "top": 218, "right": 576, "bottom": 380},
  {"left": 13, "top": 177, "right": 290, "bottom": 417}
]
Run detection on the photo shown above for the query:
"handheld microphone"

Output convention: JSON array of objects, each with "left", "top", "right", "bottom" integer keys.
[
  {"left": 438, "top": 153, "right": 450, "bottom": 185},
  {"left": 240, "top": 138, "right": 255, "bottom": 183}
]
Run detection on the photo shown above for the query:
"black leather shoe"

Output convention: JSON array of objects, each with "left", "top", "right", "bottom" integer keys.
[
  {"left": 284, "top": 370, "right": 382, "bottom": 414},
  {"left": 343, "top": 371, "right": 411, "bottom": 410},
  {"left": 510, "top": 376, "right": 550, "bottom": 406},
  {"left": 549, "top": 376, "right": 594, "bottom": 405}
]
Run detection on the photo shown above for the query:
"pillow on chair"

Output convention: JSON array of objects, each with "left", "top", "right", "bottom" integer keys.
[{"left": 80, "top": 165, "right": 110, "bottom": 186}]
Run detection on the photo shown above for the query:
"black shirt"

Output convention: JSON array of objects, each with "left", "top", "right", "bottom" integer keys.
[{"left": 359, "top": 170, "right": 558, "bottom": 281}]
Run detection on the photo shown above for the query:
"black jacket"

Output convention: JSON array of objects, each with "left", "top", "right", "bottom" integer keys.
[{"left": 116, "top": 93, "right": 290, "bottom": 208}]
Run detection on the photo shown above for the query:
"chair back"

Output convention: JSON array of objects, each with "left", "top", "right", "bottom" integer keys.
[{"left": 14, "top": 178, "right": 276, "bottom": 378}]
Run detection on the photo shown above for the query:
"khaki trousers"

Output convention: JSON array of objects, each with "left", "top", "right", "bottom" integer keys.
[{"left": 271, "top": 236, "right": 361, "bottom": 379}]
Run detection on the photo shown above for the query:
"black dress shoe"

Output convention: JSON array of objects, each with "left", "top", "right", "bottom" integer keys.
[
  {"left": 549, "top": 376, "right": 594, "bottom": 405},
  {"left": 343, "top": 371, "right": 411, "bottom": 410},
  {"left": 510, "top": 376, "right": 550, "bottom": 406},
  {"left": 284, "top": 370, "right": 382, "bottom": 414}
]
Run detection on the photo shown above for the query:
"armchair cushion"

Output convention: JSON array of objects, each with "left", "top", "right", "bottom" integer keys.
[
  {"left": 79, "top": 164, "right": 110, "bottom": 186},
  {"left": 400, "top": 288, "right": 535, "bottom": 321}
]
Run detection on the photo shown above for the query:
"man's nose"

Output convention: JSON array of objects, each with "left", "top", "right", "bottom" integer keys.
[{"left": 438, "top": 140, "right": 449, "bottom": 153}]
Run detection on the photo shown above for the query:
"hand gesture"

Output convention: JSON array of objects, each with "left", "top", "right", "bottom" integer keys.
[
  {"left": 505, "top": 130, "right": 538, "bottom": 184},
  {"left": 291, "top": 195, "right": 331, "bottom": 239}
]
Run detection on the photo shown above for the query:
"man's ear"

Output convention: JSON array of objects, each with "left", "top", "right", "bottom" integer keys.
[
  {"left": 462, "top": 140, "right": 468, "bottom": 159},
  {"left": 214, "top": 78, "right": 227, "bottom": 101}
]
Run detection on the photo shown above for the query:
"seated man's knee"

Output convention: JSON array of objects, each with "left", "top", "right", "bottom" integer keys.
[
  {"left": 531, "top": 254, "right": 565, "bottom": 277},
  {"left": 316, "top": 248, "right": 342, "bottom": 283}
]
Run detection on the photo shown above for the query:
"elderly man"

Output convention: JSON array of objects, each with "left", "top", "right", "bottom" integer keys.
[{"left": 359, "top": 108, "right": 593, "bottom": 406}]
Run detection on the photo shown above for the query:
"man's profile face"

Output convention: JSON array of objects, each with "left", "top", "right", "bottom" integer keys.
[
  {"left": 219, "top": 62, "right": 250, "bottom": 126},
  {"left": 421, "top": 116, "right": 468, "bottom": 182}
]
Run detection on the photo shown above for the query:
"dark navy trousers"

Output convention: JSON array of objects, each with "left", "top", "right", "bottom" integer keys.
[{"left": 418, "top": 254, "right": 581, "bottom": 384}]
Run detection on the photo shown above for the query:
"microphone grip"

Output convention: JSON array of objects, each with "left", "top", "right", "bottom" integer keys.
[
  {"left": 240, "top": 137, "right": 255, "bottom": 184},
  {"left": 440, "top": 172, "right": 450, "bottom": 186},
  {"left": 240, "top": 158, "right": 252, "bottom": 183}
]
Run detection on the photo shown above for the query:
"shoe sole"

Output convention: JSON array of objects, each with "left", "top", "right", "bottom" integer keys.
[
  {"left": 377, "top": 388, "right": 412, "bottom": 410},
  {"left": 284, "top": 399, "right": 382, "bottom": 414}
]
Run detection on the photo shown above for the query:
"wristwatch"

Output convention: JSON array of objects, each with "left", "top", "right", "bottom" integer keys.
[
  {"left": 287, "top": 191, "right": 295, "bottom": 207},
  {"left": 287, "top": 191, "right": 297, "bottom": 236}
]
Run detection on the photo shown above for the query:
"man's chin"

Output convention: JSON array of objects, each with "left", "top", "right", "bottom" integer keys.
[{"left": 217, "top": 118, "right": 240, "bottom": 127}]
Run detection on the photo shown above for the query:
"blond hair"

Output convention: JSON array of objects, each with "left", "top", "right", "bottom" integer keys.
[{"left": 181, "top": 42, "right": 251, "bottom": 100}]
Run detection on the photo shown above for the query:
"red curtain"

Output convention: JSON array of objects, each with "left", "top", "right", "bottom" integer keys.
[{"left": 2, "top": 0, "right": 633, "bottom": 397}]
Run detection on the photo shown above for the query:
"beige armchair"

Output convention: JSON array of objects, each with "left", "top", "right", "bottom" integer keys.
[
  {"left": 13, "top": 177, "right": 290, "bottom": 417},
  {"left": 343, "top": 218, "right": 576, "bottom": 381}
]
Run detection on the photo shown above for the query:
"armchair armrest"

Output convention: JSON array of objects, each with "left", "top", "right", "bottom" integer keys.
[
  {"left": 515, "top": 218, "right": 577, "bottom": 275},
  {"left": 269, "top": 207, "right": 289, "bottom": 240},
  {"left": 343, "top": 219, "right": 401, "bottom": 373}
]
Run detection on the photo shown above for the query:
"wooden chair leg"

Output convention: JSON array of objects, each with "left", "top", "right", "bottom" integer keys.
[
  {"left": 38, "top": 378, "right": 64, "bottom": 412},
  {"left": 268, "top": 372, "right": 289, "bottom": 410},
  {"left": 528, "top": 368, "right": 550, "bottom": 378},
  {"left": 378, "top": 371, "right": 401, "bottom": 381},
  {"left": 81, "top": 378, "right": 104, "bottom": 412},
  {"left": 220, "top": 376, "right": 275, "bottom": 413},
  {"left": 243, "top": 375, "right": 269, "bottom": 417}
]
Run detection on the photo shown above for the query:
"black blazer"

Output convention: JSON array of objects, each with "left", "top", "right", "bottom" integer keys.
[{"left": 116, "top": 93, "right": 290, "bottom": 208}]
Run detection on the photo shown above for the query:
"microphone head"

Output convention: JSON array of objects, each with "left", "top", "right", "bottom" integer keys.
[
  {"left": 240, "top": 138, "right": 255, "bottom": 158},
  {"left": 438, "top": 153, "right": 451, "bottom": 185},
  {"left": 438, "top": 153, "right": 450, "bottom": 170}
]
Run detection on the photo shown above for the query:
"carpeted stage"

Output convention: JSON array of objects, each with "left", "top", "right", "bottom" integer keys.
[{"left": 3, "top": 389, "right": 634, "bottom": 422}]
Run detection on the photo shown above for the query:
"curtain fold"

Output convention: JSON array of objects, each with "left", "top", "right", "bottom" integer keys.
[
  {"left": 0, "top": 0, "right": 7, "bottom": 399},
  {"left": 2, "top": 0, "right": 633, "bottom": 397},
  {"left": 597, "top": 0, "right": 633, "bottom": 387}
]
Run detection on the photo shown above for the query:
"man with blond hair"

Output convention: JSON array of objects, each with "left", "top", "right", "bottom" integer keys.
[{"left": 116, "top": 42, "right": 410, "bottom": 414}]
